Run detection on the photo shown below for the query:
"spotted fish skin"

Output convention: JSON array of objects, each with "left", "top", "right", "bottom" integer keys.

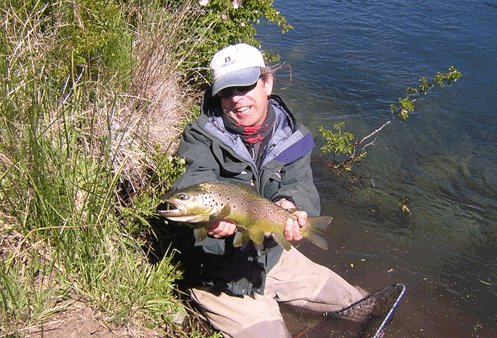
[{"left": 158, "top": 181, "right": 331, "bottom": 251}]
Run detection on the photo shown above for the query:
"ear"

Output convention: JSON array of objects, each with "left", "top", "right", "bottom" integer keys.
[{"left": 264, "top": 73, "right": 274, "bottom": 96}]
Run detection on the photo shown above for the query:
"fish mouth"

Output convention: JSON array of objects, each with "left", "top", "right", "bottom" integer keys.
[
  {"left": 157, "top": 200, "right": 205, "bottom": 224},
  {"left": 157, "top": 200, "right": 186, "bottom": 218}
]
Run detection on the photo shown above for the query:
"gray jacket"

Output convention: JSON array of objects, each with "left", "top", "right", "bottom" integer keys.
[{"left": 171, "top": 93, "right": 321, "bottom": 296}]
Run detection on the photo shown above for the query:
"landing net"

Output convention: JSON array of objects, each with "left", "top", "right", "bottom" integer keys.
[{"left": 324, "top": 283, "right": 406, "bottom": 338}]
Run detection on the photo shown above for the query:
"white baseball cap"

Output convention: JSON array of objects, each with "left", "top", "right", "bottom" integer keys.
[{"left": 210, "top": 43, "right": 266, "bottom": 97}]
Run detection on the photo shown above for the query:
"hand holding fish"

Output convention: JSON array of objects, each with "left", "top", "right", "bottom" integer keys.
[
  {"left": 276, "top": 198, "right": 306, "bottom": 242},
  {"left": 206, "top": 220, "right": 237, "bottom": 238}
]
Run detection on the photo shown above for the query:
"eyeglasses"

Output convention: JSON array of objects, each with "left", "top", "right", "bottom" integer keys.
[{"left": 217, "top": 79, "right": 260, "bottom": 99}]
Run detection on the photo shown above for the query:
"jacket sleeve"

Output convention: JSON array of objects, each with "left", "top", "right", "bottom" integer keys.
[
  {"left": 271, "top": 149, "right": 321, "bottom": 217},
  {"left": 171, "top": 123, "right": 220, "bottom": 191}
]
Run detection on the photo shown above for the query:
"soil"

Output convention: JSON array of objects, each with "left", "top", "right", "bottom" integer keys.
[
  {"left": 16, "top": 297, "right": 213, "bottom": 338},
  {"left": 22, "top": 304, "right": 159, "bottom": 338}
]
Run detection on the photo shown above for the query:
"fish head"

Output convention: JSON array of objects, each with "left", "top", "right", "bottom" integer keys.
[{"left": 158, "top": 184, "right": 223, "bottom": 225}]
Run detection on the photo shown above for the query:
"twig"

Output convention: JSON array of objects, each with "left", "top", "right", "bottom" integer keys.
[{"left": 359, "top": 120, "right": 391, "bottom": 145}]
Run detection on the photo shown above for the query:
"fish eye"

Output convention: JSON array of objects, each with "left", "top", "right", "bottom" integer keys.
[{"left": 178, "top": 193, "right": 188, "bottom": 200}]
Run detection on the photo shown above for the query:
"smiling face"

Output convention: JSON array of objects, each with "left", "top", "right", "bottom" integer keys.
[{"left": 219, "top": 74, "right": 274, "bottom": 127}]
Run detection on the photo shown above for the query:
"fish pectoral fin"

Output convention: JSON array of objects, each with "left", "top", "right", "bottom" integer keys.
[
  {"left": 272, "top": 233, "right": 292, "bottom": 251},
  {"left": 194, "top": 228, "right": 208, "bottom": 242},
  {"left": 233, "top": 230, "right": 249, "bottom": 247},
  {"left": 248, "top": 229, "right": 265, "bottom": 246},
  {"left": 208, "top": 203, "right": 232, "bottom": 223}
]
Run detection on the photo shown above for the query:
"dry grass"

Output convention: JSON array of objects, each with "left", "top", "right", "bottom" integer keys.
[{"left": 98, "top": 3, "right": 204, "bottom": 194}]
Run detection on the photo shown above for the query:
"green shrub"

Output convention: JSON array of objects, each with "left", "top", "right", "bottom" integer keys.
[
  {"left": 166, "top": 0, "right": 292, "bottom": 85},
  {"left": 58, "top": 0, "right": 134, "bottom": 82}
]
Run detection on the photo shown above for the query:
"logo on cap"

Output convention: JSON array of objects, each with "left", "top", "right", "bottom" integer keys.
[{"left": 223, "top": 56, "right": 234, "bottom": 68}]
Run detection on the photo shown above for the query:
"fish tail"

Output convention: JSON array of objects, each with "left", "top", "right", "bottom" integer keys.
[{"left": 304, "top": 216, "right": 332, "bottom": 250}]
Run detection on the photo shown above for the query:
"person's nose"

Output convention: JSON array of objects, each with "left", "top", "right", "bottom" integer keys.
[{"left": 231, "top": 91, "right": 245, "bottom": 102}]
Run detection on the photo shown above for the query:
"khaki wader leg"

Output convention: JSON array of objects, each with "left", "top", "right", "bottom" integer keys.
[
  {"left": 190, "top": 287, "right": 291, "bottom": 338},
  {"left": 266, "top": 247, "right": 364, "bottom": 314},
  {"left": 191, "top": 247, "right": 364, "bottom": 337}
]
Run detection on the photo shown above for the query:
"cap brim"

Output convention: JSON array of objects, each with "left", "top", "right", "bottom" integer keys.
[{"left": 212, "top": 67, "right": 261, "bottom": 97}]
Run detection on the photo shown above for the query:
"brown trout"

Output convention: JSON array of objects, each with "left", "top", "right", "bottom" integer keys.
[{"left": 158, "top": 181, "right": 331, "bottom": 251}]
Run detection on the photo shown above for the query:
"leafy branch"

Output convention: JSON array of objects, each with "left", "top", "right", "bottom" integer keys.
[{"left": 320, "top": 67, "right": 462, "bottom": 171}]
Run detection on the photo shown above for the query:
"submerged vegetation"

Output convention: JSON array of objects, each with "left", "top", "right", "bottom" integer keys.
[{"left": 0, "top": 0, "right": 289, "bottom": 336}]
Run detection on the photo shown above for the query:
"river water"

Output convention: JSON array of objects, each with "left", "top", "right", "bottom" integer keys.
[{"left": 257, "top": 0, "right": 497, "bottom": 336}]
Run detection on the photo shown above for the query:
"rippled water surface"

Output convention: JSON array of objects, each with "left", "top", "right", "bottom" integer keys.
[{"left": 257, "top": 0, "right": 497, "bottom": 336}]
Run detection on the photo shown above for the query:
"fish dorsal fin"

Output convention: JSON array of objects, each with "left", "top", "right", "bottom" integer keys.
[
  {"left": 233, "top": 230, "right": 249, "bottom": 247},
  {"left": 194, "top": 228, "right": 208, "bottom": 242},
  {"left": 272, "top": 232, "right": 292, "bottom": 251}
]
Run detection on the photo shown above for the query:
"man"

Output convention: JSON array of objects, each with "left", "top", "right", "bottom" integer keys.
[{"left": 171, "top": 43, "right": 363, "bottom": 337}]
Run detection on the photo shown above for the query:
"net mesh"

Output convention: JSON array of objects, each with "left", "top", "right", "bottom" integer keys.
[{"left": 324, "top": 284, "right": 406, "bottom": 338}]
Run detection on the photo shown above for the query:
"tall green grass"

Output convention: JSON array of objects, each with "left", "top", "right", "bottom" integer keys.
[{"left": 0, "top": 1, "right": 215, "bottom": 336}]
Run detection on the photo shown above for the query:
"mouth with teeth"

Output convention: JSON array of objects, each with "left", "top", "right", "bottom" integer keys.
[{"left": 234, "top": 106, "right": 251, "bottom": 114}]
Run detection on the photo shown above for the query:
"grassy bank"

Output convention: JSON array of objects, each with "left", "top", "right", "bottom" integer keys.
[{"left": 0, "top": 0, "right": 211, "bottom": 336}]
